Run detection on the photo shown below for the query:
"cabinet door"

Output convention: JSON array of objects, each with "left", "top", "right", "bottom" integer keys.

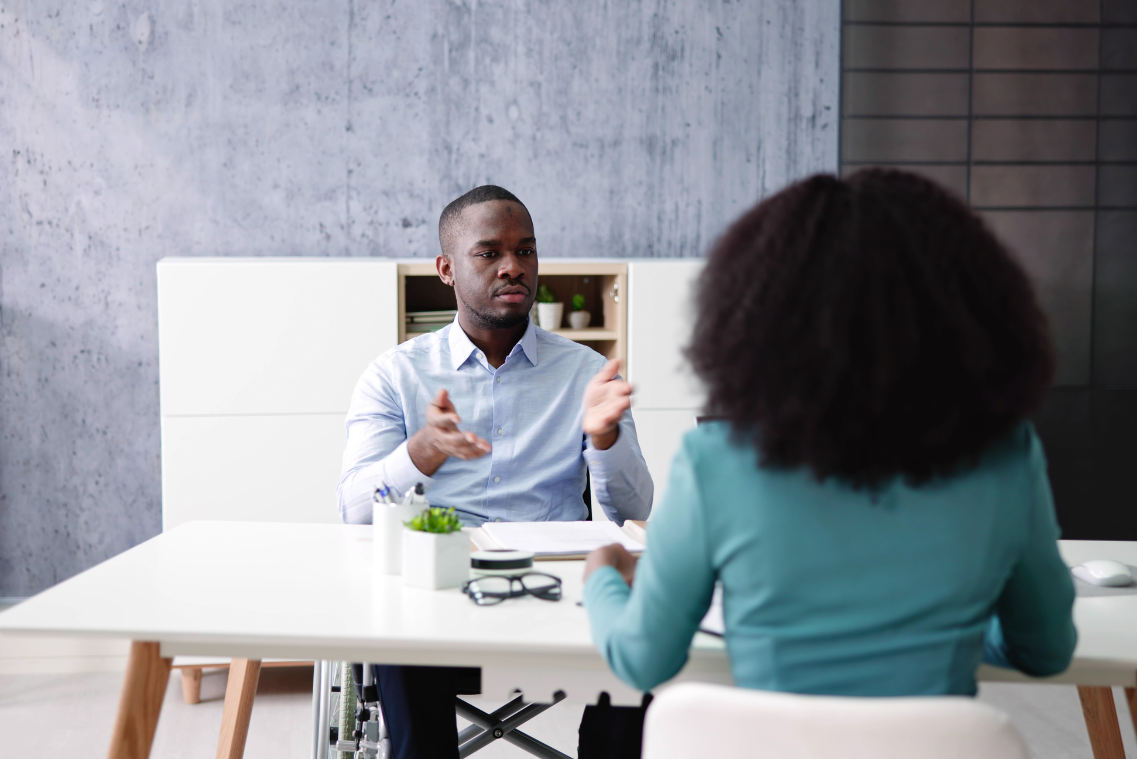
[
  {"left": 158, "top": 259, "right": 398, "bottom": 416},
  {"left": 161, "top": 414, "right": 346, "bottom": 530},
  {"left": 627, "top": 261, "right": 705, "bottom": 410}
]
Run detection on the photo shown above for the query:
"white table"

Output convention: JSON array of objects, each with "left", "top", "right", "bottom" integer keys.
[{"left": 0, "top": 523, "right": 1135, "bottom": 759}]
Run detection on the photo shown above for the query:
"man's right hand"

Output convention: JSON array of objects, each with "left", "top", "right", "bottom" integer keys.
[{"left": 407, "top": 389, "right": 491, "bottom": 476}]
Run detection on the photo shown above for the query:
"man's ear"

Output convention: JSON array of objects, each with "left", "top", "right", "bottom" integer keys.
[{"left": 436, "top": 254, "right": 455, "bottom": 287}]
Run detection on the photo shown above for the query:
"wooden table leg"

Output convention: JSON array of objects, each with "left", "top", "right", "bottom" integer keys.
[
  {"left": 107, "top": 641, "right": 173, "bottom": 759},
  {"left": 1079, "top": 685, "right": 1127, "bottom": 759},
  {"left": 181, "top": 667, "right": 203, "bottom": 704},
  {"left": 1126, "top": 687, "right": 1137, "bottom": 738},
  {"left": 216, "top": 658, "right": 262, "bottom": 759}
]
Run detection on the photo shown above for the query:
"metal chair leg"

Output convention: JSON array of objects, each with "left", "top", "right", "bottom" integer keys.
[
  {"left": 316, "top": 661, "right": 331, "bottom": 759},
  {"left": 456, "top": 692, "right": 572, "bottom": 759},
  {"left": 311, "top": 662, "right": 323, "bottom": 759}
]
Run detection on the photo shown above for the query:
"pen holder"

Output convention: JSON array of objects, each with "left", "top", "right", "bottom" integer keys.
[
  {"left": 374, "top": 501, "right": 417, "bottom": 575},
  {"left": 402, "top": 529, "right": 470, "bottom": 590}
]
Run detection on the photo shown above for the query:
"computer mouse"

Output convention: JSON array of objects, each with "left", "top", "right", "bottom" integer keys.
[{"left": 1072, "top": 560, "right": 1134, "bottom": 587}]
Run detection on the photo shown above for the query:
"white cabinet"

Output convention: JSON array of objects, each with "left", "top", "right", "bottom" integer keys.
[
  {"left": 157, "top": 258, "right": 399, "bottom": 530},
  {"left": 161, "top": 414, "right": 345, "bottom": 530},
  {"left": 158, "top": 259, "right": 397, "bottom": 416},
  {"left": 627, "top": 260, "right": 705, "bottom": 503},
  {"left": 627, "top": 260, "right": 705, "bottom": 411},
  {"left": 158, "top": 257, "right": 705, "bottom": 528}
]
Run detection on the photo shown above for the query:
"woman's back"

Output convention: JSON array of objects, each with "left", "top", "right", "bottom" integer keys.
[
  {"left": 689, "top": 421, "right": 1072, "bottom": 696},
  {"left": 584, "top": 421, "right": 1075, "bottom": 696}
]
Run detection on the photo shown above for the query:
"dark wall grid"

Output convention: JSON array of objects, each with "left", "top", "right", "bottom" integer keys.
[{"left": 841, "top": 0, "right": 1137, "bottom": 538}]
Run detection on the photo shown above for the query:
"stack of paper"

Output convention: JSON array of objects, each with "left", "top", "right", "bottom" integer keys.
[{"left": 476, "top": 521, "right": 645, "bottom": 558}]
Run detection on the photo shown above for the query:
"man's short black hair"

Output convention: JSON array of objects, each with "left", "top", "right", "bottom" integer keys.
[{"left": 438, "top": 185, "right": 528, "bottom": 257}]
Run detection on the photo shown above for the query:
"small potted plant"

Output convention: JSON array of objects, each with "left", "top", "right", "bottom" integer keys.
[
  {"left": 402, "top": 507, "right": 469, "bottom": 590},
  {"left": 568, "top": 293, "right": 591, "bottom": 330},
  {"left": 536, "top": 284, "right": 563, "bottom": 330}
]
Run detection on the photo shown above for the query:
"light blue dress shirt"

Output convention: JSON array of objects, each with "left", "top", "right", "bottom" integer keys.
[
  {"left": 585, "top": 421, "right": 1076, "bottom": 695},
  {"left": 338, "top": 317, "right": 653, "bottom": 526}
]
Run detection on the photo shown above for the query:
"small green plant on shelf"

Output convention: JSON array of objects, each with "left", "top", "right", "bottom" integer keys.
[
  {"left": 571, "top": 293, "right": 586, "bottom": 311},
  {"left": 405, "top": 507, "right": 463, "bottom": 534},
  {"left": 536, "top": 284, "right": 557, "bottom": 303}
]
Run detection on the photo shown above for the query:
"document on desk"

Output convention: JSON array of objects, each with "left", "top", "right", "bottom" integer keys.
[{"left": 477, "top": 521, "right": 645, "bottom": 558}]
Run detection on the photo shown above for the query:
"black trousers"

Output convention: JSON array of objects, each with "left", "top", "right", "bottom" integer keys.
[{"left": 360, "top": 664, "right": 650, "bottom": 759}]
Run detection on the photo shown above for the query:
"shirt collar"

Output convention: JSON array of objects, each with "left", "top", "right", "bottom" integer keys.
[{"left": 447, "top": 315, "right": 539, "bottom": 371}]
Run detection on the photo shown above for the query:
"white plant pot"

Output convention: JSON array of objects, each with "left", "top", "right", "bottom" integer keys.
[
  {"left": 568, "top": 311, "right": 591, "bottom": 330},
  {"left": 402, "top": 529, "right": 470, "bottom": 590},
  {"left": 537, "top": 302, "right": 564, "bottom": 330}
]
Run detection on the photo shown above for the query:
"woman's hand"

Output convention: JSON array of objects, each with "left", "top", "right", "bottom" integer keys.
[{"left": 584, "top": 543, "right": 638, "bottom": 586}]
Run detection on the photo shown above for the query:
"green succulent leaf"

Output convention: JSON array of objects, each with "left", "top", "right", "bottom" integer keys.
[
  {"left": 536, "top": 284, "right": 557, "bottom": 303},
  {"left": 571, "top": 293, "right": 586, "bottom": 311},
  {"left": 404, "top": 506, "right": 463, "bottom": 534}
]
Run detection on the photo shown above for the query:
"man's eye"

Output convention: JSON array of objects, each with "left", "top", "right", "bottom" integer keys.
[
  {"left": 519, "top": 249, "right": 534, "bottom": 256},
  {"left": 478, "top": 251, "right": 497, "bottom": 258}
]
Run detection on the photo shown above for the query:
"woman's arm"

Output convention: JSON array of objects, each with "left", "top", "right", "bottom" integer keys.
[
  {"left": 583, "top": 437, "right": 716, "bottom": 692},
  {"left": 984, "top": 428, "right": 1077, "bottom": 676}
]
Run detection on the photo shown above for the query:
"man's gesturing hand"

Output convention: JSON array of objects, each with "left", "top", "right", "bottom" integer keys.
[
  {"left": 582, "top": 359, "right": 632, "bottom": 451},
  {"left": 407, "top": 389, "right": 491, "bottom": 477}
]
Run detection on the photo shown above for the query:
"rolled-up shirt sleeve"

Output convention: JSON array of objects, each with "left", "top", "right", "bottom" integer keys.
[
  {"left": 336, "top": 358, "right": 435, "bottom": 524},
  {"left": 583, "top": 407, "right": 654, "bottom": 524}
]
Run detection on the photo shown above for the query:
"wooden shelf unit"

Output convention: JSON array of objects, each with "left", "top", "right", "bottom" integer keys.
[{"left": 398, "top": 261, "right": 628, "bottom": 365}]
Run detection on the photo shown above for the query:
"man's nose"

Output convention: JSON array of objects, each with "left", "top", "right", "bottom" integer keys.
[{"left": 498, "top": 253, "right": 525, "bottom": 279}]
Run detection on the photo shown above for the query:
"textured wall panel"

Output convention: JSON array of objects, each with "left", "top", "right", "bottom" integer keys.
[
  {"left": 975, "top": 0, "right": 1100, "bottom": 24},
  {"left": 0, "top": 2, "right": 839, "bottom": 596},
  {"left": 973, "top": 28, "right": 1099, "bottom": 71},
  {"left": 970, "top": 165, "right": 1096, "bottom": 208},
  {"left": 843, "top": 73, "right": 970, "bottom": 116},
  {"left": 841, "top": 119, "right": 968, "bottom": 162},
  {"left": 843, "top": 25, "right": 970, "bottom": 70},
  {"left": 844, "top": 0, "right": 971, "bottom": 23},
  {"left": 972, "top": 73, "right": 1099, "bottom": 116},
  {"left": 971, "top": 120, "right": 1097, "bottom": 162},
  {"left": 1093, "top": 212, "right": 1137, "bottom": 386},
  {"left": 983, "top": 211, "right": 1094, "bottom": 386}
]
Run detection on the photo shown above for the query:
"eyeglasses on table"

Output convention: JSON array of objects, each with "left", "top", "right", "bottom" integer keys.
[{"left": 461, "top": 572, "right": 563, "bottom": 605}]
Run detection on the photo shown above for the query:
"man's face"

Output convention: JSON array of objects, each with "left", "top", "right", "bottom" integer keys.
[{"left": 440, "top": 200, "right": 538, "bottom": 330}]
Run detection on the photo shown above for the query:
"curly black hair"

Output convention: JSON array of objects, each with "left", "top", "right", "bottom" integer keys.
[{"left": 687, "top": 169, "right": 1054, "bottom": 488}]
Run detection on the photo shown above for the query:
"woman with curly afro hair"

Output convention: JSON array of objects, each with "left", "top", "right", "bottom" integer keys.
[{"left": 583, "top": 169, "right": 1076, "bottom": 703}]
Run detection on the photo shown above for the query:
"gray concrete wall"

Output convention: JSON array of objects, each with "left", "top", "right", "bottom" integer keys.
[{"left": 0, "top": 1, "right": 839, "bottom": 596}]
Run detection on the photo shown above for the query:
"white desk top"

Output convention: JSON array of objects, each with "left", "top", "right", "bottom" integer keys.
[{"left": 1, "top": 523, "right": 1134, "bottom": 700}]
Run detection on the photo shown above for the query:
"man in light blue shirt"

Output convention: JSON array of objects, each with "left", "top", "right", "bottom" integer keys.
[{"left": 337, "top": 184, "right": 653, "bottom": 759}]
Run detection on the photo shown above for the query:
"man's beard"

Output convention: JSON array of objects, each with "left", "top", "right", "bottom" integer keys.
[{"left": 456, "top": 289, "right": 530, "bottom": 330}]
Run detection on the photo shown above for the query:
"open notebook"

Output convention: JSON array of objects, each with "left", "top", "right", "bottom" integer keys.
[{"left": 470, "top": 520, "right": 647, "bottom": 560}]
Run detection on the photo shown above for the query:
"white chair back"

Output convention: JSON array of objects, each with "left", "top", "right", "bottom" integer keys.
[{"left": 642, "top": 683, "right": 1028, "bottom": 759}]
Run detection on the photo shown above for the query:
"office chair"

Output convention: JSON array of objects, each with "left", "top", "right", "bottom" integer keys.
[
  {"left": 311, "top": 660, "right": 571, "bottom": 759},
  {"left": 642, "top": 683, "right": 1029, "bottom": 759}
]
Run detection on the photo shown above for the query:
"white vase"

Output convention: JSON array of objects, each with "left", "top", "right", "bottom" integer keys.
[
  {"left": 402, "top": 529, "right": 470, "bottom": 589},
  {"left": 537, "top": 302, "right": 564, "bottom": 330},
  {"left": 568, "top": 311, "right": 591, "bottom": 330}
]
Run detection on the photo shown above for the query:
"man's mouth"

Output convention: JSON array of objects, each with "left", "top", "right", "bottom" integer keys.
[{"left": 494, "top": 285, "right": 529, "bottom": 304}]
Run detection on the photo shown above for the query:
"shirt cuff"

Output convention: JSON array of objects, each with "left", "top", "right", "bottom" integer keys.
[
  {"left": 583, "top": 426, "right": 633, "bottom": 474},
  {"left": 382, "top": 440, "right": 436, "bottom": 498}
]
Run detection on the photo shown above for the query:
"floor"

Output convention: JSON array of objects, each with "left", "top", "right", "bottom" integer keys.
[{"left": 0, "top": 667, "right": 1134, "bottom": 758}]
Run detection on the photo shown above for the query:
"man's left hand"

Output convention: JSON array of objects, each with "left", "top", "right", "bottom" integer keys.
[{"left": 582, "top": 359, "right": 632, "bottom": 451}]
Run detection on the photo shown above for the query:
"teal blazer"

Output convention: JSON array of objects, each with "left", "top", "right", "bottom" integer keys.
[{"left": 584, "top": 422, "right": 1076, "bottom": 695}]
